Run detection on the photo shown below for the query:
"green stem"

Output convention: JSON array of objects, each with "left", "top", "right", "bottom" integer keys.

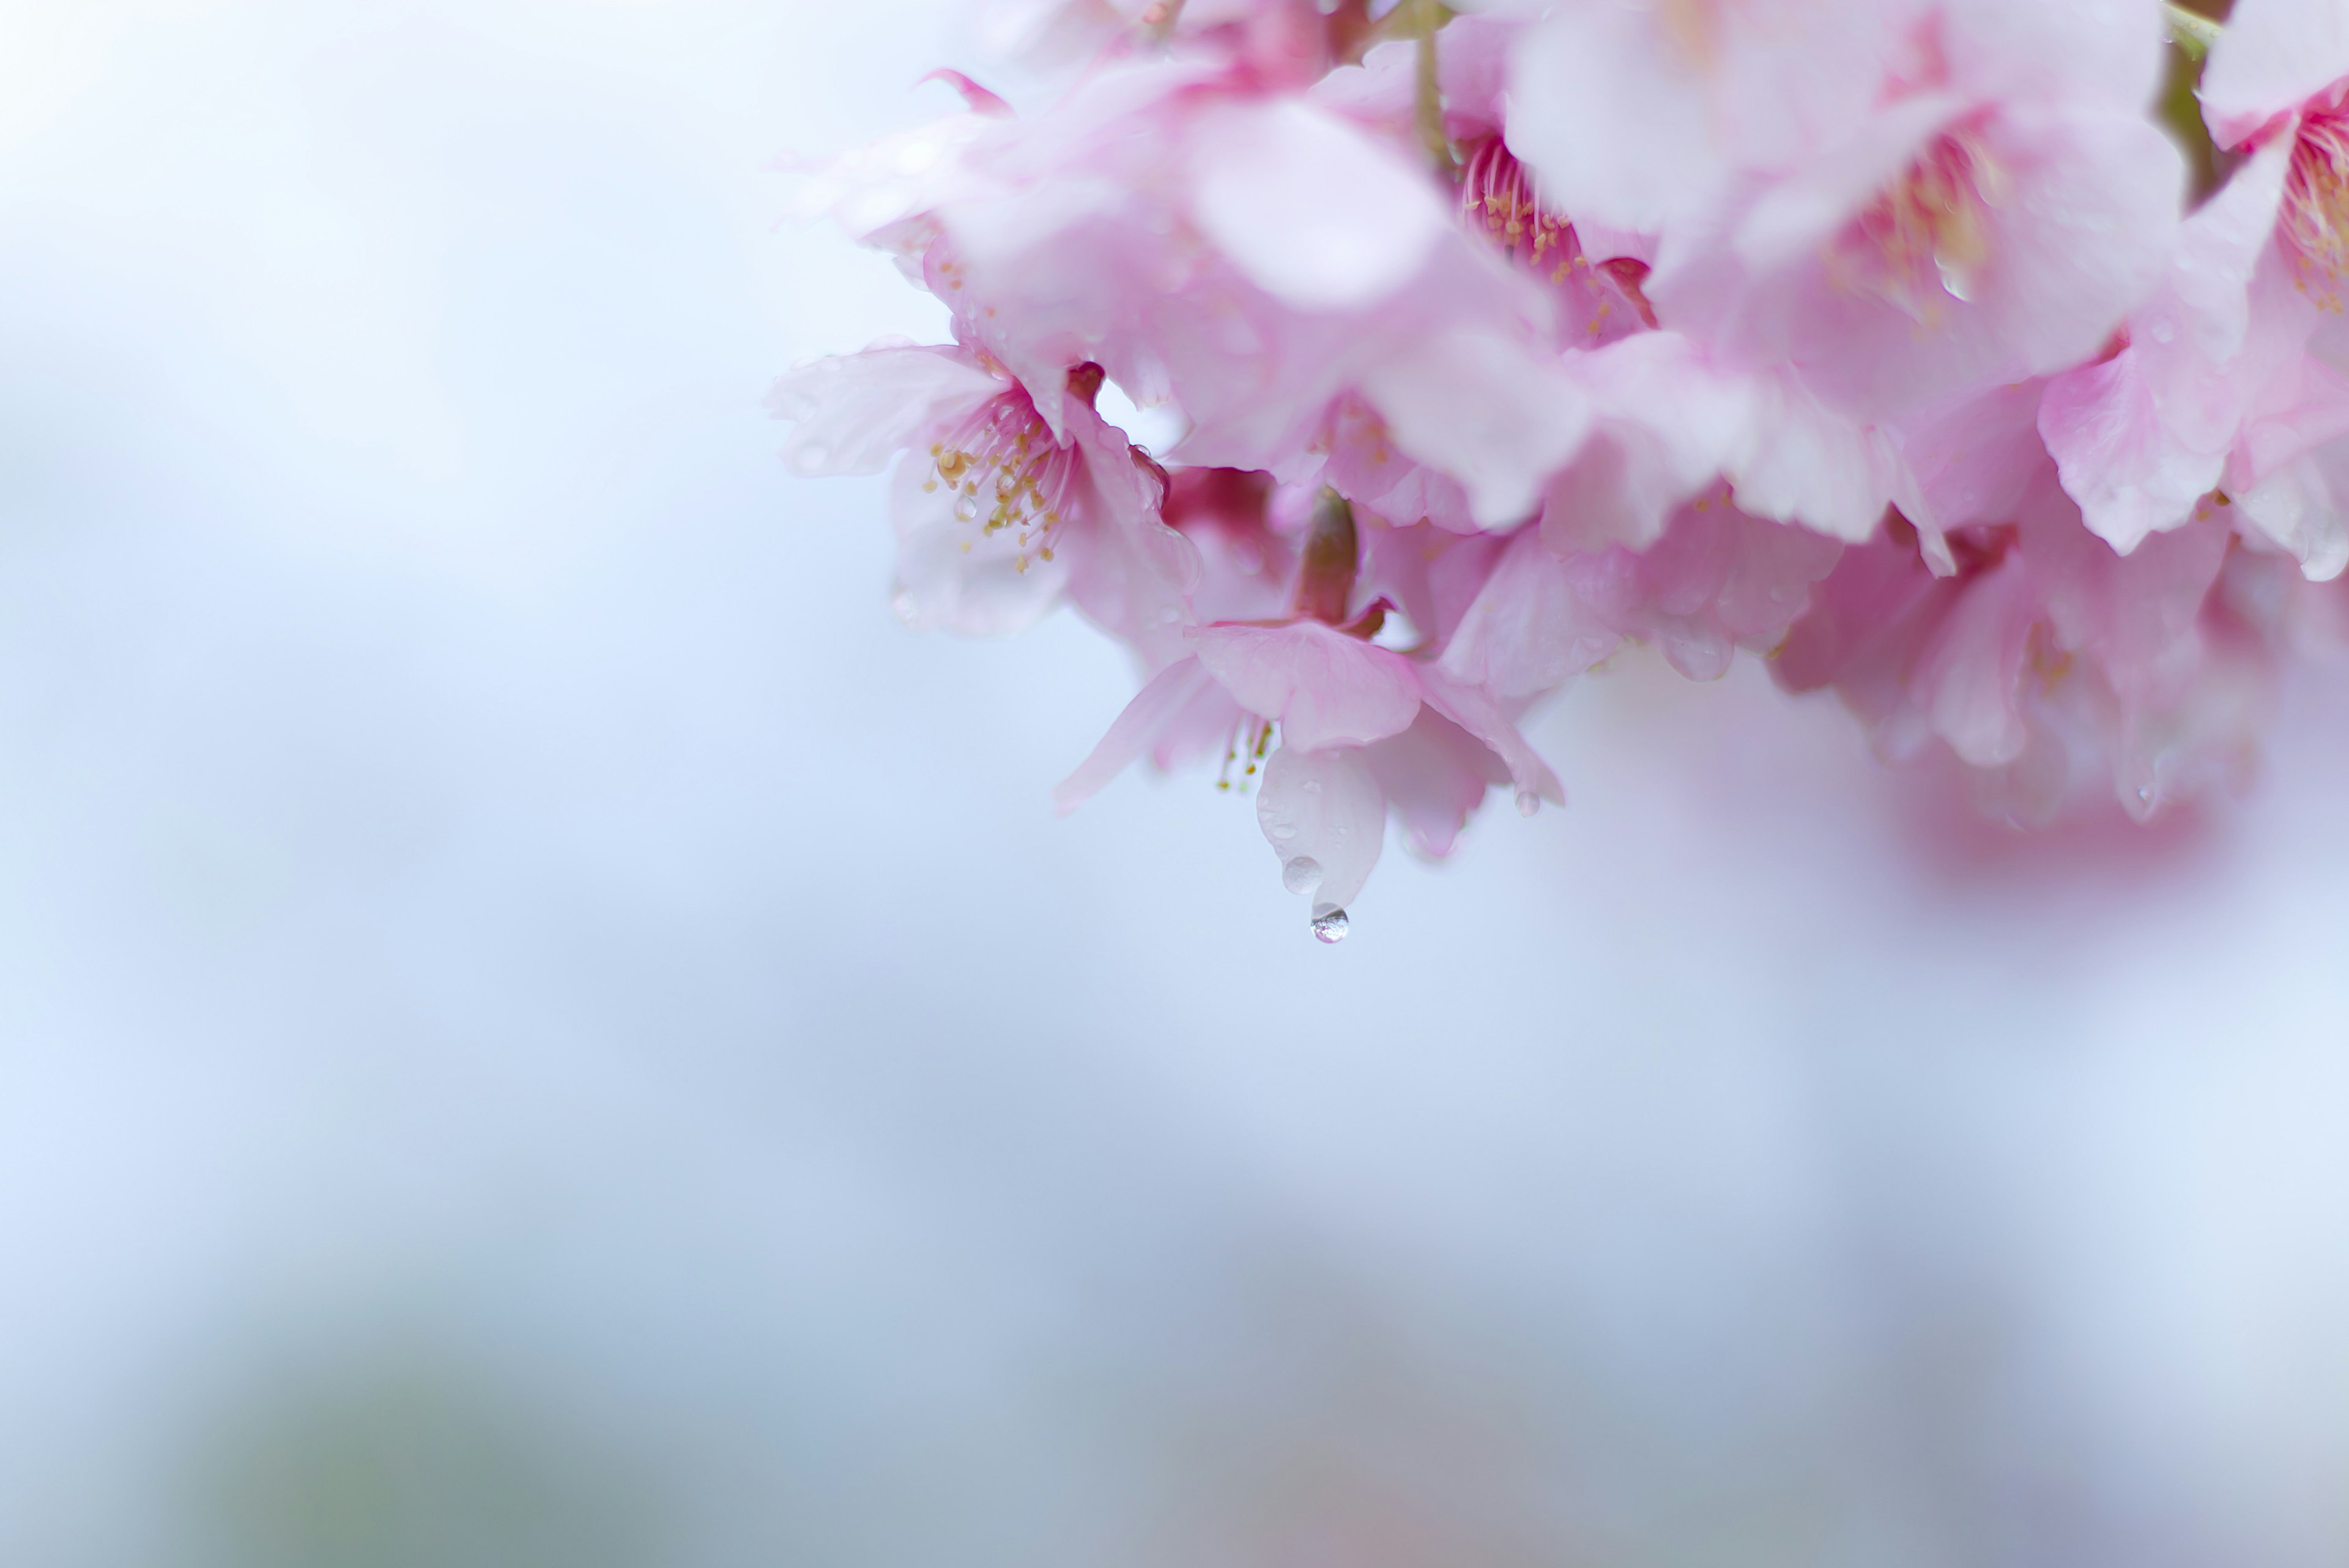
[
  {"left": 2162, "top": 2, "right": 2222, "bottom": 63},
  {"left": 1415, "top": 30, "right": 1454, "bottom": 174}
]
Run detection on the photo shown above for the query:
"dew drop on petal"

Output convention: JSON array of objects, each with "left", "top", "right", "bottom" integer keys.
[
  {"left": 1515, "top": 789, "right": 1540, "bottom": 817},
  {"left": 791, "top": 443, "right": 830, "bottom": 474},
  {"left": 1281, "top": 856, "right": 1322, "bottom": 894},
  {"left": 953, "top": 491, "right": 981, "bottom": 522},
  {"left": 1310, "top": 904, "right": 1349, "bottom": 944},
  {"left": 891, "top": 591, "right": 919, "bottom": 624}
]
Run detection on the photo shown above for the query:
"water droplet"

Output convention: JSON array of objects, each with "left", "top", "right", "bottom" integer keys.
[
  {"left": 791, "top": 442, "right": 831, "bottom": 473},
  {"left": 1310, "top": 905, "right": 1349, "bottom": 944},
  {"left": 1515, "top": 789, "right": 1540, "bottom": 817},
  {"left": 952, "top": 491, "right": 980, "bottom": 522},
  {"left": 2149, "top": 319, "right": 2176, "bottom": 344},
  {"left": 1302, "top": 780, "right": 1321, "bottom": 795},
  {"left": 1281, "top": 856, "right": 1322, "bottom": 894},
  {"left": 891, "top": 591, "right": 919, "bottom": 624}
]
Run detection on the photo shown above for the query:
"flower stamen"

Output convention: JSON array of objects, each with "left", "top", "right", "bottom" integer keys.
[
  {"left": 1836, "top": 126, "right": 2002, "bottom": 325},
  {"left": 1460, "top": 135, "right": 1579, "bottom": 281},
  {"left": 921, "top": 385, "right": 1079, "bottom": 574},
  {"left": 2281, "top": 103, "right": 2349, "bottom": 300}
]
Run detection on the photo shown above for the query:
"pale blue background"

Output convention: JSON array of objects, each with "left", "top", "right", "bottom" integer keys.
[{"left": 0, "top": 2, "right": 2344, "bottom": 1564}]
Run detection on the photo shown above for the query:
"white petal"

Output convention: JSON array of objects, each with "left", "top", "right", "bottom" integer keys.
[{"left": 1256, "top": 745, "right": 1386, "bottom": 915}]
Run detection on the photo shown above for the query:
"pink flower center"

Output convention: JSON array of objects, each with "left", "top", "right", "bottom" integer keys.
[
  {"left": 2280, "top": 103, "right": 2349, "bottom": 292},
  {"left": 1460, "top": 135, "right": 1581, "bottom": 282},
  {"left": 1836, "top": 127, "right": 2002, "bottom": 324},
  {"left": 923, "top": 388, "right": 1079, "bottom": 573}
]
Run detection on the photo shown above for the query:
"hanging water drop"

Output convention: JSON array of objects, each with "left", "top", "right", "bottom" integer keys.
[
  {"left": 1281, "top": 856, "right": 1322, "bottom": 894},
  {"left": 792, "top": 442, "right": 831, "bottom": 474},
  {"left": 953, "top": 490, "right": 981, "bottom": 522},
  {"left": 1515, "top": 789, "right": 1540, "bottom": 817},
  {"left": 1310, "top": 904, "right": 1349, "bottom": 944}
]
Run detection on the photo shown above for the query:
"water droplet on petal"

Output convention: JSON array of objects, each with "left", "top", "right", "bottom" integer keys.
[
  {"left": 1515, "top": 789, "right": 1540, "bottom": 817},
  {"left": 1281, "top": 856, "right": 1322, "bottom": 894},
  {"left": 792, "top": 442, "right": 831, "bottom": 473},
  {"left": 891, "top": 591, "right": 919, "bottom": 624},
  {"left": 1302, "top": 780, "right": 1321, "bottom": 795},
  {"left": 2149, "top": 319, "right": 2176, "bottom": 345},
  {"left": 953, "top": 491, "right": 981, "bottom": 522},
  {"left": 1310, "top": 904, "right": 1349, "bottom": 944}
]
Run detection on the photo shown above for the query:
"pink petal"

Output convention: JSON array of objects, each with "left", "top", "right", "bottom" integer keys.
[
  {"left": 1190, "top": 622, "right": 1424, "bottom": 752},
  {"left": 1416, "top": 665, "right": 1565, "bottom": 809},
  {"left": 1362, "top": 709, "right": 1511, "bottom": 858},
  {"left": 1052, "top": 657, "right": 1215, "bottom": 814},
  {"left": 1188, "top": 99, "right": 1449, "bottom": 313},
  {"left": 1357, "top": 328, "right": 1592, "bottom": 528},
  {"left": 2202, "top": 0, "right": 2349, "bottom": 149},
  {"left": 768, "top": 344, "right": 1001, "bottom": 477}
]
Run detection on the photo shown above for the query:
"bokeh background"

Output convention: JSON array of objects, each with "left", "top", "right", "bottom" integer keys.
[{"left": 1, "top": 1, "right": 2345, "bottom": 1564}]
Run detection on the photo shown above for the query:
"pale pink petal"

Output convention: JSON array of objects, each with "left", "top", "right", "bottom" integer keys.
[
  {"left": 1910, "top": 552, "right": 2038, "bottom": 767},
  {"left": 2202, "top": 0, "right": 2349, "bottom": 149},
  {"left": 1899, "top": 378, "right": 2049, "bottom": 533},
  {"left": 1357, "top": 327, "right": 1593, "bottom": 527},
  {"left": 1362, "top": 709, "right": 1511, "bottom": 858},
  {"left": 1438, "top": 527, "right": 1621, "bottom": 700},
  {"left": 1724, "top": 368, "right": 1915, "bottom": 543},
  {"left": 2236, "top": 455, "right": 2349, "bottom": 581},
  {"left": 1545, "top": 332, "right": 1750, "bottom": 554},
  {"left": 1416, "top": 664, "right": 1565, "bottom": 809},
  {"left": 1666, "top": 103, "right": 2182, "bottom": 419},
  {"left": 2040, "top": 138, "right": 2295, "bottom": 552},
  {"left": 1052, "top": 656, "right": 1217, "bottom": 813},
  {"left": 1189, "top": 99, "right": 1450, "bottom": 312},
  {"left": 1506, "top": 0, "right": 1899, "bottom": 234},
  {"left": 1189, "top": 621, "right": 1424, "bottom": 751},
  {"left": 888, "top": 459, "right": 1069, "bottom": 634},
  {"left": 768, "top": 344, "right": 1001, "bottom": 476},
  {"left": 2041, "top": 349, "right": 2225, "bottom": 552},
  {"left": 1947, "top": 0, "right": 2169, "bottom": 110},
  {"left": 1732, "top": 93, "right": 1969, "bottom": 274}
]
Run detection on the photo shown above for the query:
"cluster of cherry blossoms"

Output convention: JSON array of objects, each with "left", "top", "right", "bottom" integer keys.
[{"left": 777, "top": 0, "right": 2349, "bottom": 941}]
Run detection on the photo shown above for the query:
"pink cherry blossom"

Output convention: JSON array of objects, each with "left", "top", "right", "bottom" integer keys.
[
  {"left": 1775, "top": 475, "right": 2288, "bottom": 822},
  {"left": 2039, "top": 0, "right": 2349, "bottom": 583},
  {"left": 781, "top": 0, "right": 2349, "bottom": 937},
  {"left": 1052, "top": 489, "right": 1563, "bottom": 932},
  {"left": 1622, "top": 2, "right": 2184, "bottom": 420},
  {"left": 771, "top": 343, "right": 1196, "bottom": 644},
  {"left": 803, "top": 40, "right": 1592, "bottom": 532}
]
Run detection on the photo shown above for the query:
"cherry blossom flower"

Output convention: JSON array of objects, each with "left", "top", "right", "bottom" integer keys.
[
  {"left": 798, "top": 35, "right": 1594, "bottom": 532},
  {"left": 1510, "top": 0, "right": 2184, "bottom": 423},
  {"left": 1775, "top": 477, "right": 2293, "bottom": 822},
  {"left": 2033, "top": 0, "right": 2349, "bottom": 585},
  {"left": 779, "top": 0, "right": 2349, "bottom": 938},
  {"left": 771, "top": 342, "right": 1195, "bottom": 644},
  {"left": 1053, "top": 489, "right": 1562, "bottom": 935}
]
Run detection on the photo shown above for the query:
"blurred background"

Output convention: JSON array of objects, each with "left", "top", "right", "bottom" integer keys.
[{"left": 0, "top": 1, "right": 2345, "bottom": 1564}]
